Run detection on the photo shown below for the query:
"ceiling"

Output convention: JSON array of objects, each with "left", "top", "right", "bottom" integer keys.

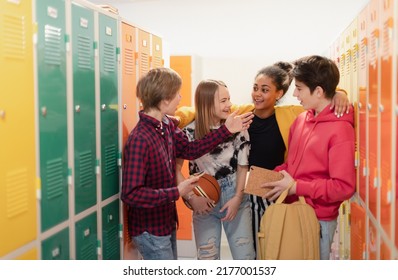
[{"left": 88, "top": 0, "right": 369, "bottom": 60}]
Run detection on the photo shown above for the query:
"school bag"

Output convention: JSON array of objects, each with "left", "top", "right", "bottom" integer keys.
[{"left": 257, "top": 187, "right": 320, "bottom": 260}]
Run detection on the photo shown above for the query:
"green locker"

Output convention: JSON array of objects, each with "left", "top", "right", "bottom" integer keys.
[
  {"left": 36, "top": 0, "right": 68, "bottom": 231},
  {"left": 41, "top": 227, "right": 70, "bottom": 260},
  {"left": 102, "top": 200, "right": 120, "bottom": 259},
  {"left": 72, "top": 3, "right": 96, "bottom": 214},
  {"left": 98, "top": 14, "right": 119, "bottom": 200},
  {"left": 75, "top": 212, "right": 97, "bottom": 260}
]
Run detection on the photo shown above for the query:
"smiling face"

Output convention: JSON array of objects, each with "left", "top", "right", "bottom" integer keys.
[
  {"left": 251, "top": 74, "right": 283, "bottom": 112},
  {"left": 293, "top": 80, "right": 319, "bottom": 111},
  {"left": 213, "top": 85, "right": 232, "bottom": 124}
]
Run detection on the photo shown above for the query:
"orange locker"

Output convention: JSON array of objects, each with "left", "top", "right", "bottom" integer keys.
[
  {"left": 358, "top": 6, "right": 369, "bottom": 204},
  {"left": 137, "top": 29, "right": 150, "bottom": 78},
  {"left": 350, "top": 202, "right": 366, "bottom": 259},
  {"left": 170, "top": 56, "right": 193, "bottom": 241},
  {"left": 151, "top": 34, "right": 163, "bottom": 69},
  {"left": 367, "top": 0, "right": 380, "bottom": 219},
  {"left": 120, "top": 20, "right": 140, "bottom": 260},
  {"left": 379, "top": 0, "right": 394, "bottom": 240}
]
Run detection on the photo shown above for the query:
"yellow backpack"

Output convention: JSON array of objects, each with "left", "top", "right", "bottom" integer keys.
[{"left": 257, "top": 189, "right": 320, "bottom": 260}]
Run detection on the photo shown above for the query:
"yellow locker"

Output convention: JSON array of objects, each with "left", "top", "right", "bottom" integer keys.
[
  {"left": 15, "top": 248, "right": 38, "bottom": 260},
  {"left": 0, "top": 0, "right": 37, "bottom": 257}
]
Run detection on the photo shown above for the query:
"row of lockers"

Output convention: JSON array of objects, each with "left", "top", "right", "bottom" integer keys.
[
  {"left": 328, "top": 0, "right": 398, "bottom": 259},
  {"left": 0, "top": 0, "right": 162, "bottom": 259}
]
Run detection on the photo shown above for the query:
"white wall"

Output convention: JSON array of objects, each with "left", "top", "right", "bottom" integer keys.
[
  {"left": 200, "top": 56, "right": 299, "bottom": 105},
  {"left": 90, "top": 0, "right": 368, "bottom": 105}
]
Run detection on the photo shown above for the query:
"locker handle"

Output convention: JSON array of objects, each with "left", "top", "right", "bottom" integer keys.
[
  {"left": 101, "top": 104, "right": 106, "bottom": 111},
  {"left": 0, "top": 110, "right": 5, "bottom": 119},
  {"left": 52, "top": 247, "right": 60, "bottom": 258},
  {"left": 75, "top": 105, "right": 81, "bottom": 113},
  {"left": 41, "top": 107, "right": 47, "bottom": 117}
]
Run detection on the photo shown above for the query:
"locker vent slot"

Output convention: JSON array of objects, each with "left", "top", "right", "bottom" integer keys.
[
  {"left": 103, "top": 43, "right": 115, "bottom": 72},
  {"left": 79, "top": 151, "right": 94, "bottom": 188},
  {"left": 103, "top": 226, "right": 118, "bottom": 258},
  {"left": 345, "top": 50, "right": 350, "bottom": 74},
  {"left": 352, "top": 45, "right": 357, "bottom": 73},
  {"left": 381, "top": 21, "right": 391, "bottom": 58},
  {"left": 104, "top": 145, "right": 116, "bottom": 176},
  {"left": 124, "top": 48, "right": 134, "bottom": 75},
  {"left": 6, "top": 168, "right": 28, "bottom": 218},
  {"left": 140, "top": 52, "right": 149, "bottom": 75},
  {"left": 3, "top": 13, "right": 25, "bottom": 59},
  {"left": 80, "top": 242, "right": 95, "bottom": 260},
  {"left": 46, "top": 158, "right": 64, "bottom": 199},
  {"left": 44, "top": 25, "right": 62, "bottom": 66},
  {"left": 339, "top": 54, "right": 345, "bottom": 77},
  {"left": 360, "top": 39, "right": 366, "bottom": 70},
  {"left": 369, "top": 31, "right": 378, "bottom": 65},
  {"left": 153, "top": 56, "right": 162, "bottom": 68},
  {"left": 77, "top": 35, "right": 92, "bottom": 70}
]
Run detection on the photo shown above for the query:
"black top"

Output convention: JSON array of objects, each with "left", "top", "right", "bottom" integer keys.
[{"left": 248, "top": 113, "right": 285, "bottom": 169}]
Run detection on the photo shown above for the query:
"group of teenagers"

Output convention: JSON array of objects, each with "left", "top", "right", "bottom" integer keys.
[{"left": 121, "top": 55, "right": 356, "bottom": 260}]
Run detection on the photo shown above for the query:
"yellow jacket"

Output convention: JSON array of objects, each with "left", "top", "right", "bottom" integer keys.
[{"left": 174, "top": 104, "right": 304, "bottom": 159}]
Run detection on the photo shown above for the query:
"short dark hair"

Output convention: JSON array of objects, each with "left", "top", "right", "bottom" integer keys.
[
  {"left": 136, "top": 67, "right": 182, "bottom": 111},
  {"left": 292, "top": 55, "right": 339, "bottom": 99}
]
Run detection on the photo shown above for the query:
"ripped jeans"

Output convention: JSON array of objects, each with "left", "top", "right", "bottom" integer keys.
[{"left": 192, "top": 175, "right": 255, "bottom": 260}]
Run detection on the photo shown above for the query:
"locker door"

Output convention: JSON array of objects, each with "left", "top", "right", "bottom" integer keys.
[
  {"left": 0, "top": 0, "right": 37, "bottom": 256},
  {"left": 98, "top": 13, "right": 119, "bottom": 200},
  {"left": 138, "top": 29, "right": 150, "bottom": 78},
  {"left": 41, "top": 227, "right": 70, "bottom": 260},
  {"left": 379, "top": 0, "right": 394, "bottom": 249},
  {"left": 358, "top": 7, "right": 369, "bottom": 204},
  {"left": 121, "top": 22, "right": 137, "bottom": 145},
  {"left": 102, "top": 200, "right": 120, "bottom": 260},
  {"left": 75, "top": 212, "right": 97, "bottom": 259},
  {"left": 36, "top": 0, "right": 68, "bottom": 231},
  {"left": 368, "top": 0, "right": 380, "bottom": 222},
  {"left": 350, "top": 202, "right": 366, "bottom": 259},
  {"left": 151, "top": 34, "right": 163, "bottom": 69},
  {"left": 72, "top": 3, "right": 96, "bottom": 214},
  {"left": 120, "top": 21, "right": 140, "bottom": 260}
]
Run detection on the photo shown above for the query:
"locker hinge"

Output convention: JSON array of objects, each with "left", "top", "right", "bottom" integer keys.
[
  {"left": 96, "top": 159, "right": 100, "bottom": 174},
  {"left": 117, "top": 152, "right": 122, "bottom": 167},
  {"left": 65, "top": 34, "right": 70, "bottom": 52},
  {"left": 94, "top": 41, "right": 98, "bottom": 57},
  {"left": 68, "top": 168, "right": 73, "bottom": 186},
  {"left": 119, "top": 224, "right": 123, "bottom": 239},
  {"left": 36, "top": 177, "right": 41, "bottom": 200},
  {"left": 97, "top": 240, "right": 102, "bottom": 256},
  {"left": 33, "top": 22, "right": 38, "bottom": 45}
]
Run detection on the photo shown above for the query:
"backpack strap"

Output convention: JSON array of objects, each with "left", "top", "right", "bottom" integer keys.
[{"left": 265, "top": 204, "right": 287, "bottom": 259}]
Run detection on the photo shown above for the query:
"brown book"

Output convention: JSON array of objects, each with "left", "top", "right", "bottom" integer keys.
[{"left": 244, "top": 166, "right": 283, "bottom": 197}]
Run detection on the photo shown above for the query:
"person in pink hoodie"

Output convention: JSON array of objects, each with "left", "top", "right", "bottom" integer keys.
[{"left": 262, "top": 55, "right": 355, "bottom": 260}]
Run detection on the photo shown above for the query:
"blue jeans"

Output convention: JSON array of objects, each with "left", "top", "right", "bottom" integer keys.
[
  {"left": 319, "top": 219, "right": 337, "bottom": 260},
  {"left": 193, "top": 175, "right": 255, "bottom": 260},
  {"left": 132, "top": 230, "right": 177, "bottom": 260}
]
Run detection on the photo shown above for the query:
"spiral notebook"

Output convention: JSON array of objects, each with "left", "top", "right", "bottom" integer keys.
[{"left": 244, "top": 166, "right": 284, "bottom": 197}]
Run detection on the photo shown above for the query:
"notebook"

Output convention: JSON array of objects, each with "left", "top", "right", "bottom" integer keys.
[{"left": 244, "top": 165, "right": 284, "bottom": 197}]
